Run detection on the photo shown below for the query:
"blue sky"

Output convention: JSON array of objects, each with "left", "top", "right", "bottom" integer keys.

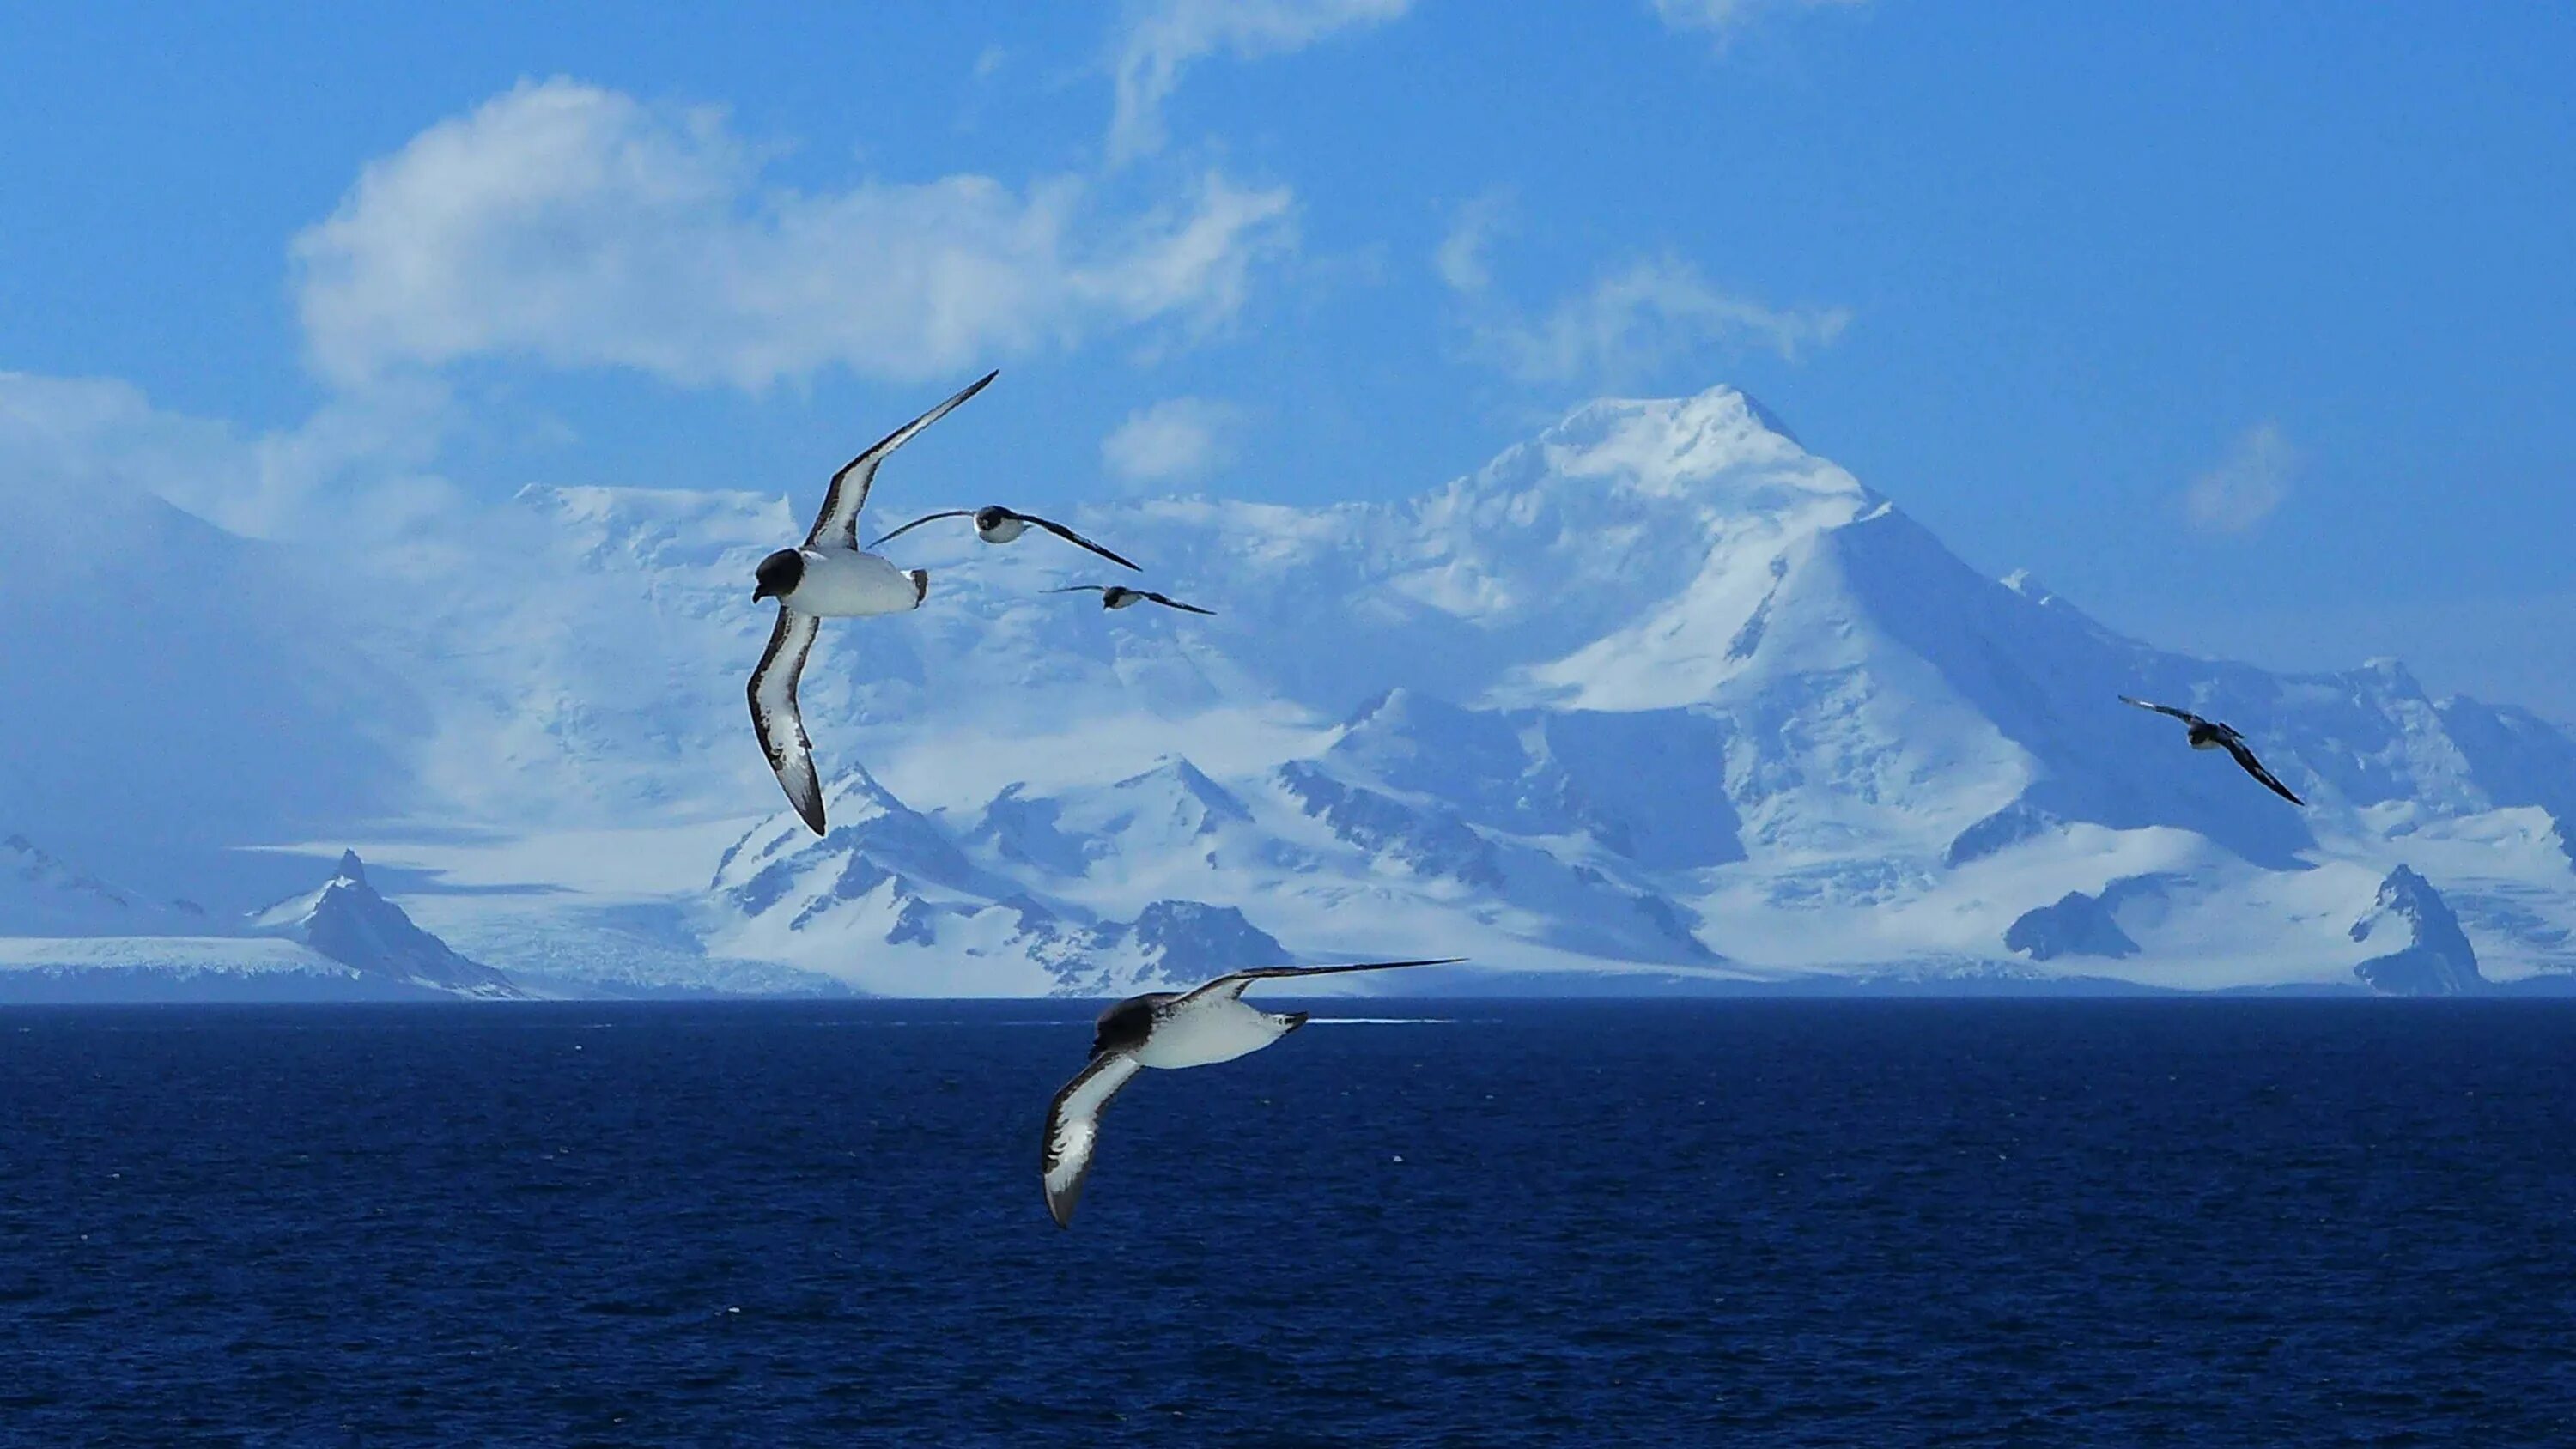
[{"left": 5, "top": 2, "right": 2573, "bottom": 708}]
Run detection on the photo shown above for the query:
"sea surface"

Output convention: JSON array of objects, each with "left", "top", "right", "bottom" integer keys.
[{"left": 3, "top": 1000, "right": 2573, "bottom": 1446}]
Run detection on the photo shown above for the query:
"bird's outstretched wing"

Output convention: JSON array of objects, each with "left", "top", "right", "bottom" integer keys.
[
  {"left": 2120, "top": 694, "right": 2208, "bottom": 729},
  {"left": 806, "top": 372, "right": 999, "bottom": 549},
  {"left": 1047, "top": 585, "right": 1108, "bottom": 597},
  {"left": 1022, "top": 514, "right": 1141, "bottom": 571},
  {"left": 866, "top": 510, "right": 974, "bottom": 550},
  {"left": 748, "top": 608, "right": 827, "bottom": 835},
  {"left": 1175, "top": 958, "right": 1465, "bottom": 1009},
  {"left": 1042, "top": 1051, "right": 1144, "bottom": 1228},
  {"left": 2221, "top": 737, "right": 2306, "bottom": 806},
  {"left": 1142, "top": 591, "right": 1214, "bottom": 616}
]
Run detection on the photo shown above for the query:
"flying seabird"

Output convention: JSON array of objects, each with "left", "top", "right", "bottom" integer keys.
[
  {"left": 749, "top": 371, "right": 997, "bottom": 835},
  {"left": 1041, "top": 957, "right": 1465, "bottom": 1228},
  {"left": 1047, "top": 585, "right": 1213, "bottom": 616},
  {"left": 2119, "top": 695, "right": 2305, "bottom": 805},
  {"left": 867, "top": 506, "right": 1140, "bottom": 571}
]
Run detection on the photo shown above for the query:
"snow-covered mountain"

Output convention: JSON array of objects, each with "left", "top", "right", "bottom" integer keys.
[
  {"left": 12, "top": 384, "right": 2576, "bottom": 997},
  {"left": 246, "top": 852, "right": 523, "bottom": 999},
  {"left": 0, "top": 847, "right": 520, "bottom": 1001},
  {"left": 3, "top": 834, "right": 210, "bottom": 936}
]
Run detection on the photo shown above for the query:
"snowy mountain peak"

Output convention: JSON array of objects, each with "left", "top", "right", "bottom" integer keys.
[
  {"left": 251, "top": 852, "right": 522, "bottom": 999},
  {"left": 2349, "top": 865, "right": 2484, "bottom": 996}
]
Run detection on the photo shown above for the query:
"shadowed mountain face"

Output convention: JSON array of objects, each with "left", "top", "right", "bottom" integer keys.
[
  {"left": 2, "top": 481, "right": 422, "bottom": 905},
  {"left": 11, "top": 387, "right": 2576, "bottom": 995},
  {"left": 248, "top": 852, "right": 522, "bottom": 999}
]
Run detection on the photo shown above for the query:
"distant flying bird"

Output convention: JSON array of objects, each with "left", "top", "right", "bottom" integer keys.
[
  {"left": 867, "top": 506, "right": 1140, "bottom": 572},
  {"left": 749, "top": 371, "right": 997, "bottom": 835},
  {"left": 1047, "top": 585, "right": 1213, "bottom": 616},
  {"left": 1041, "top": 957, "right": 1464, "bottom": 1228},
  {"left": 2119, "top": 695, "right": 2305, "bottom": 805}
]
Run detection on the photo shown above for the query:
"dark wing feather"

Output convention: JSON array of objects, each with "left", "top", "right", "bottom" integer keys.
[
  {"left": 866, "top": 509, "right": 973, "bottom": 550},
  {"left": 805, "top": 372, "right": 998, "bottom": 549},
  {"left": 1042, "top": 1052, "right": 1143, "bottom": 1228},
  {"left": 748, "top": 608, "right": 827, "bottom": 835},
  {"left": 2221, "top": 737, "right": 2306, "bottom": 806},
  {"left": 1144, "top": 591, "right": 1215, "bottom": 615},
  {"left": 2119, "top": 695, "right": 2207, "bottom": 729},
  {"left": 1176, "top": 957, "right": 1466, "bottom": 1009},
  {"left": 1021, "top": 513, "right": 1142, "bottom": 571}
]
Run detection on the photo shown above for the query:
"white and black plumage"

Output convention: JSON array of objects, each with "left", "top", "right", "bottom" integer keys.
[
  {"left": 1046, "top": 584, "right": 1213, "bottom": 616},
  {"left": 867, "top": 506, "right": 1140, "bottom": 571},
  {"left": 1040, "top": 957, "right": 1464, "bottom": 1228},
  {"left": 749, "top": 371, "right": 997, "bottom": 835},
  {"left": 2119, "top": 695, "right": 2305, "bottom": 805}
]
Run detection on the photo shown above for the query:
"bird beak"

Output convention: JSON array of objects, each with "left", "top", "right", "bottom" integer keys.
[{"left": 751, "top": 586, "right": 772, "bottom": 602}]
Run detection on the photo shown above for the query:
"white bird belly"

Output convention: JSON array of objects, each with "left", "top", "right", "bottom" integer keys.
[
  {"left": 1136, "top": 997, "right": 1288, "bottom": 1070},
  {"left": 793, "top": 549, "right": 920, "bottom": 617}
]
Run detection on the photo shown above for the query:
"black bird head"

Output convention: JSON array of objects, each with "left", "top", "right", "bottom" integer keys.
[
  {"left": 1091, "top": 994, "right": 1167, "bottom": 1057},
  {"left": 973, "top": 505, "right": 1013, "bottom": 531},
  {"left": 752, "top": 549, "right": 805, "bottom": 603}
]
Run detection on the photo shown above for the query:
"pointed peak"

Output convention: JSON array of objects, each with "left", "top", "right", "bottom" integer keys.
[
  {"left": 335, "top": 850, "right": 368, "bottom": 886},
  {"left": 1553, "top": 384, "right": 1801, "bottom": 447},
  {"left": 1465, "top": 382, "right": 1870, "bottom": 521}
]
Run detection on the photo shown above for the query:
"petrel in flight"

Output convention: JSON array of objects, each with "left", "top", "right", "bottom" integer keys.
[
  {"left": 1041, "top": 957, "right": 1464, "bottom": 1228},
  {"left": 867, "top": 506, "right": 1140, "bottom": 571},
  {"left": 1047, "top": 585, "right": 1214, "bottom": 616},
  {"left": 2120, "top": 695, "right": 2305, "bottom": 805},
  {"left": 748, "top": 371, "right": 996, "bottom": 834}
]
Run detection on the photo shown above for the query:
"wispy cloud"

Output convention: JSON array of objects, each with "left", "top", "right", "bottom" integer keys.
[
  {"left": 1100, "top": 397, "right": 1246, "bottom": 487},
  {"left": 1107, "top": 0, "right": 1413, "bottom": 165},
  {"left": 2184, "top": 422, "right": 2297, "bottom": 535},
  {"left": 1648, "top": 0, "right": 1867, "bottom": 50},
  {"left": 1465, "top": 254, "right": 1850, "bottom": 387},
  {"left": 0, "top": 372, "right": 457, "bottom": 541},
  {"left": 292, "top": 79, "right": 1297, "bottom": 391},
  {"left": 1435, "top": 189, "right": 1514, "bottom": 294}
]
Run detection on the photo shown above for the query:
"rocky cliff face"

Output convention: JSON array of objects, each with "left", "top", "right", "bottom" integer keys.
[
  {"left": 2349, "top": 866, "right": 2484, "bottom": 996},
  {"left": 248, "top": 852, "right": 524, "bottom": 1000}
]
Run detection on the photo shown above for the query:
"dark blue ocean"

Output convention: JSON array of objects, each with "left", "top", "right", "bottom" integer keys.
[{"left": 3, "top": 1001, "right": 2573, "bottom": 1446}]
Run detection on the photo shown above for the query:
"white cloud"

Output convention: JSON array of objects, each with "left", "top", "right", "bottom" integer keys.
[
  {"left": 2184, "top": 422, "right": 2297, "bottom": 535},
  {"left": 0, "top": 372, "right": 457, "bottom": 540},
  {"left": 1466, "top": 254, "right": 1850, "bottom": 386},
  {"left": 1649, "top": 0, "right": 1867, "bottom": 49},
  {"left": 292, "top": 78, "right": 1297, "bottom": 391},
  {"left": 1108, "top": 0, "right": 1413, "bottom": 164},
  {"left": 1435, "top": 190, "right": 1513, "bottom": 294},
  {"left": 1100, "top": 397, "right": 1245, "bottom": 486}
]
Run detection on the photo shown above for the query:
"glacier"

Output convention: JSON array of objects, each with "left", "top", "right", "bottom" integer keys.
[{"left": 9, "top": 384, "right": 2576, "bottom": 997}]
